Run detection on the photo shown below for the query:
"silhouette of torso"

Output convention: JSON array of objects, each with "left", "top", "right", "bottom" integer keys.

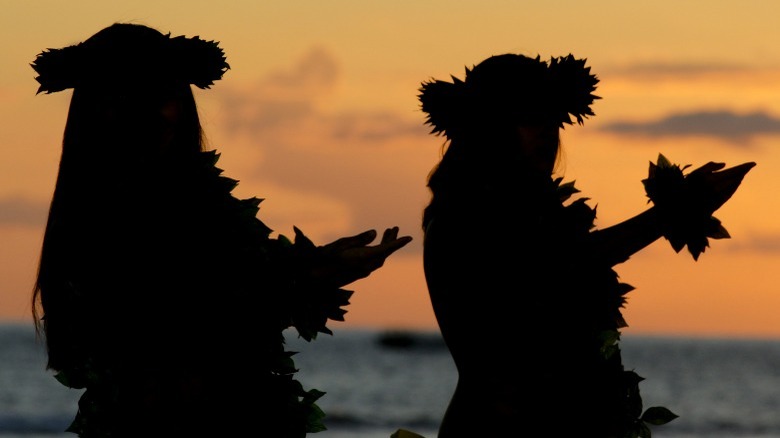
[
  {"left": 48, "top": 152, "right": 309, "bottom": 436},
  {"left": 423, "top": 171, "right": 635, "bottom": 437}
]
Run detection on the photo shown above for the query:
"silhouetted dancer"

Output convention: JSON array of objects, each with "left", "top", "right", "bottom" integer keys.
[
  {"left": 418, "top": 53, "right": 754, "bottom": 437},
  {"left": 30, "top": 23, "right": 412, "bottom": 438}
]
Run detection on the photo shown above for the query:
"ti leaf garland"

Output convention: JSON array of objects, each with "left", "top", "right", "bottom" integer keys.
[
  {"left": 555, "top": 177, "right": 677, "bottom": 437},
  {"left": 642, "top": 153, "right": 732, "bottom": 261},
  {"left": 52, "top": 150, "right": 352, "bottom": 437}
]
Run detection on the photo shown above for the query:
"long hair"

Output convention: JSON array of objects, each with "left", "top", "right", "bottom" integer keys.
[
  {"left": 31, "top": 25, "right": 207, "bottom": 371},
  {"left": 421, "top": 131, "right": 563, "bottom": 231}
]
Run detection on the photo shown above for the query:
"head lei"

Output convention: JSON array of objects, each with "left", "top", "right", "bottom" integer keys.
[
  {"left": 31, "top": 23, "right": 230, "bottom": 94},
  {"left": 418, "top": 53, "right": 600, "bottom": 138}
]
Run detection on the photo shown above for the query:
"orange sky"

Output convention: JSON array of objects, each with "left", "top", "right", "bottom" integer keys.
[{"left": 2, "top": 1, "right": 780, "bottom": 339}]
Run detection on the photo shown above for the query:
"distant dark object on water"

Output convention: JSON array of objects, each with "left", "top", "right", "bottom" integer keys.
[{"left": 376, "top": 330, "right": 447, "bottom": 350}]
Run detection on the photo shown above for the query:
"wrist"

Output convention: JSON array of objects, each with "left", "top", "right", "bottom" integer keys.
[{"left": 642, "top": 154, "right": 729, "bottom": 260}]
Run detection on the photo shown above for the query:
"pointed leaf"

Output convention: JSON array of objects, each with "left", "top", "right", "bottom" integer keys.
[{"left": 641, "top": 406, "right": 679, "bottom": 425}]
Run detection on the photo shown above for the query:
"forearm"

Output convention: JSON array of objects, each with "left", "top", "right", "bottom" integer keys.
[{"left": 589, "top": 207, "right": 663, "bottom": 266}]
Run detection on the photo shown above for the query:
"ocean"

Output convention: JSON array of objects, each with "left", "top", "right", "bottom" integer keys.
[{"left": 2, "top": 322, "right": 780, "bottom": 437}]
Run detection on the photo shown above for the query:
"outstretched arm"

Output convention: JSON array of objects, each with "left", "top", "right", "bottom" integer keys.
[
  {"left": 280, "top": 226, "right": 412, "bottom": 340},
  {"left": 589, "top": 159, "right": 755, "bottom": 267},
  {"left": 589, "top": 207, "right": 662, "bottom": 267}
]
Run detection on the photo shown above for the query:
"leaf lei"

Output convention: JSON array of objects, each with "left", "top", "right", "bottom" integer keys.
[
  {"left": 556, "top": 177, "right": 678, "bottom": 437},
  {"left": 31, "top": 23, "right": 230, "bottom": 94},
  {"left": 641, "top": 153, "right": 731, "bottom": 261},
  {"left": 53, "top": 150, "right": 351, "bottom": 437},
  {"left": 419, "top": 53, "right": 600, "bottom": 139},
  {"left": 193, "top": 150, "right": 347, "bottom": 433}
]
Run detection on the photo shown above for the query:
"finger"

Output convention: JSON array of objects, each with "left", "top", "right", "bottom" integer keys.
[
  {"left": 338, "top": 235, "right": 412, "bottom": 286},
  {"left": 324, "top": 229, "right": 378, "bottom": 251},
  {"left": 709, "top": 162, "right": 756, "bottom": 210},
  {"left": 381, "top": 227, "right": 400, "bottom": 244},
  {"left": 378, "top": 235, "right": 413, "bottom": 254},
  {"left": 716, "top": 161, "right": 756, "bottom": 177},
  {"left": 361, "top": 235, "right": 413, "bottom": 260},
  {"left": 711, "top": 162, "right": 755, "bottom": 190},
  {"left": 689, "top": 161, "right": 726, "bottom": 176}
]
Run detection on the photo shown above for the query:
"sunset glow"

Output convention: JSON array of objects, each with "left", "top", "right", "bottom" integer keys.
[{"left": 3, "top": 1, "right": 780, "bottom": 339}]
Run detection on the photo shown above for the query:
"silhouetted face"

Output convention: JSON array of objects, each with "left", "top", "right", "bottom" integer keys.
[
  {"left": 515, "top": 124, "right": 560, "bottom": 175},
  {"left": 157, "top": 96, "right": 182, "bottom": 152},
  {"left": 83, "top": 84, "right": 186, "bottom": 154},
  {"left": 121, "top": 88, "right": 179, "bottom": 145}
]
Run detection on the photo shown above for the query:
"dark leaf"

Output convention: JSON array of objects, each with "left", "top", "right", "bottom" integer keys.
[{"left": 641, "top": 406, "right": 679, "bottom": 425}]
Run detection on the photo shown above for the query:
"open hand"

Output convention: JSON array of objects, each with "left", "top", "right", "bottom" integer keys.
[
  {"left": 314, "top": 227, "right": 413, "bottom": 288},
  {"left": 686, "top": 161, "right": 756, "bottom": 213}
]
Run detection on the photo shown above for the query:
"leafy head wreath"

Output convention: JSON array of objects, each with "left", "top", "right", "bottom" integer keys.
[
  {"left": 31, "top": 23, "right": 230, "bottom": 94},
  {"left": 418, "top": 53, "right": 600, "bottom": 138}
]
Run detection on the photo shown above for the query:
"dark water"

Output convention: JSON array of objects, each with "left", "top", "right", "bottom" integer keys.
[{"left": 3, "top": 323, "right": 780, "bottom": 437}]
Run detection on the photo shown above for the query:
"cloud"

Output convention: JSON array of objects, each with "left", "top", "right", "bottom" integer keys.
[
  {"left": 212, "top": 46, "right": 433, "bottom": 250},
  {"left": 217, "top": 46, "right": 427, "bottom": 144},
  {"left": 723, "top": 233, "right": 780, "bottom": 254},
  {"left": 329, "top": 110, "right": 429, "bottom": 142},
  {"left": 599, "top": 109, "right": 780, "bottom": 143},
  {"left": 603, "top": 61, "right": 752, "bottom": 79},
  {"left": 264, "top": 46, "right": 339, "bottom": 95},
  {"left": 0, "top": 197, "right": 48, "bottom": 227}
]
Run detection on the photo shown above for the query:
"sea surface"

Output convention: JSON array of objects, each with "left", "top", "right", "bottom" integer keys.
[{"left": 3, "top": 322, "right": 780, "bottom": 437}]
